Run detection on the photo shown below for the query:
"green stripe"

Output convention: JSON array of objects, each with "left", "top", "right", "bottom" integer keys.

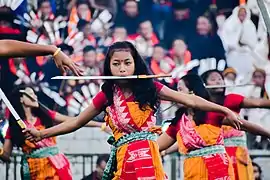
[
  {"left": 224, "top": 136, "right": 247, "bottom": 147},
  {"left": 21, "top": 146, "right": 59, "bottom": 179},
  {"left": 185, "top": 145, "right": 226, "bottom": 158}
]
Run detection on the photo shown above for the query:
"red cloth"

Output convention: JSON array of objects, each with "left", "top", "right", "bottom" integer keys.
[{"left": 92, "top": 81, "right": 164, "bottom": 110}]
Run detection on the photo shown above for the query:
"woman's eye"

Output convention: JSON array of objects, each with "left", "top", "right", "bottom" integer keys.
[
  {"left": 125, "top": 62, "right": 131, "bottom": 65},
  {"left": 112, "top": 63, "right": 119, "bottom": 66}
]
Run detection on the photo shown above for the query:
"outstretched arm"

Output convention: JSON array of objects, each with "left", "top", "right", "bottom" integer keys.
[
  {"left": 0, "top": 40, "right": 82, "bottom": 75},
  {"left": 24, "top": 103, "right": 101, "bottom": 141},
  {"left": 159, "top": 86, "right": 242, "bottom": 129},
  {"left": 54, "top": 113, "right": 112, "bottom": 134},
  {"left": 0, "top": 139, "right": 13, "bottom": 162},
  {"left": 241, "top": 98, "right": 270, "bottom": 108},
  {"left": 223, "top": 118, "right": 270, "bottom": 138}
]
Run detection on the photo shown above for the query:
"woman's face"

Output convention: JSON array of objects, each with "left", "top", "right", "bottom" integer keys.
[
  {"left": 252, "top": 71, "right": 265, "bottom": 87},
  {"left": 177, "top": 80, "right": 189, "bottom": 94},
  {"left": 110, "top": 50, "right": 135, "bottom": 77},
  {"left": 21, "top": 88, "right": 38, "bottom": 108},
  {"left": 196, "top": 17, "right": 211, "bottom": 35},
  {"left": 206, "top": 72, "right": 225, "bottom": 93},
  {"left": 224, "top": 72, "right": 236, "bottom": 82},
  {"left": 238, "top": 8, "right": 247, "bottom": 22}
]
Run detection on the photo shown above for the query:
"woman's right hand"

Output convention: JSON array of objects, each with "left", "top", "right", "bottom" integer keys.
[{"left": 23, "top": 128, "right": 43, "bottom": 142}]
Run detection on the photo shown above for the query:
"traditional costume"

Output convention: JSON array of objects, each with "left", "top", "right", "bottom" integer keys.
[
  {"left": 166, "top": 110, "right": 235, "bottom": 180},
  {"left": 5, "top": 110, "right": 72, "bottom": 180},
  {"left": 92, "top": 82, "right": 167, "bottom": 180}
]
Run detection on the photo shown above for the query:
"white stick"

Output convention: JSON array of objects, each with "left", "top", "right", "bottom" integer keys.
[
  {"left": 0, "top": 89, "right": 21, "bottom": 121},
  {"left": 205, "top": 84, "right": 254, "bottom": 89},
  {"left": 51, "top": 75, "right": 172, "bottom": 80}
]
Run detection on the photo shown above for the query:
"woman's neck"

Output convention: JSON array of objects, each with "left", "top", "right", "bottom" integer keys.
[{"left": 23, "top": 106, "right": 35, "bottom": 123}]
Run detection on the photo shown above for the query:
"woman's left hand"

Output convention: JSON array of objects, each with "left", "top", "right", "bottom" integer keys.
[{"left": 225, "top": 109, "right": 243, "bottom": 130}]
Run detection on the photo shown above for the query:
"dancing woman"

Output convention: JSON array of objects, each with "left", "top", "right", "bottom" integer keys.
[
  {"left": 0, "top": 87, "right": 107, "bottom": 179},
  {"left": 201, "top": 69, "right": 270, "bottom": 180},
  {"left": 23, "top": 41, "right": 241, "bottom": 180},
  {"left": 158, "top": 74, "right": 270, "bottom": 180}
]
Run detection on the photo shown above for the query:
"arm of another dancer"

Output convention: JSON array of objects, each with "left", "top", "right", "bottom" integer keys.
[
  {"left": 0, "top": 40, "right": 82, "bottom": 76},
  {"left": 241, "top": 97, "right": 270, "bottom": 108},
  {"left": 23, "top": 92, "right": 107, "bottom": 141},
  {"left": 158, "top": 86, "right": 242, "bottom": 129},
  {"left": 24, "top": 103, "right": 101, "bottom": 141},
  {"left": 0, "top": 139, "right": 12, "bottom": 162},
  {"left": 223, "top": 118, "right": 270, "bottom": 138}
]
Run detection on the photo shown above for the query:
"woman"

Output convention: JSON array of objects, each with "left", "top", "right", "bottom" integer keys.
[
  {"left": 158, "top": 74, "right": 270, "bottom": 179},
  {"left": 201, "top": 69, "right": 270, "bottom": 180},
  {"left": 0, "top": 39, "right": 82, "bottom": 76},
  {"left": 0, "top": 87, "right": 108, "bottom": 179},
  {"left": 23, "top": 41, "right": 241, "bottom": 180}
]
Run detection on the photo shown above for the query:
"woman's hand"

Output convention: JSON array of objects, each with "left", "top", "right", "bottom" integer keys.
[
  {"left": 53, "top": 50, "right": 83, "bottom": 76},
  {"left": 23, "top": 128, "right": 43, "bottom": 142},
  {"left": 225, "top": 109, "right": 243, "bottom": 130}
]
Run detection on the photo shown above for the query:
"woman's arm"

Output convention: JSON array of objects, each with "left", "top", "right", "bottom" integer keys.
[
  {"left": 159, "top": 86, "right": 242, "bottom": 129},
  {"left": 0, "top": 139, "right": 13, "bottom": 162},
  {"left": 0, "top": 40, "right": 82, "bottom": 75},
  {"left": 54, "top": 113, "right": 112, "bottom": 134},
  {"left": 157, "top": 133, "right": 176, "bottom": 152},
  {"left": 24, "top": 103, "right": 101, "bottom": 141},
  {"left": 161, "top": 142, "right": 179, "bottom": 156},
  {"left": 223, "top": 118, "right": 270, "bottom": 138},
  {"left": 241, "top": 98, "right": 270, "bottom": 108}
]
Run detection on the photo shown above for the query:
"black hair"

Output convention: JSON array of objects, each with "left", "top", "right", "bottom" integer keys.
[
  {"left": 83, "top": 45, "right": 96, "bottom": 54},
  {"left": 38, "top": 0, "right": 51, "bottom": 8},
  {"left": 8, "top": 87, "right": 54, "bottom": 146},
  {"left": 252, "top": 162, "right": 262, "bottom": 180},
  {"left": 96, "top": 154, "right": 110, "bottom": 166},
  {"left": 77, "top": 19, "right": 90, "bottom": 31},
  {"left": 170, "top": 74, "right": 211, "bottom": 126},
  {"left": 58, "top": 43, "right": 74, "bottom": 55},
  {"left": 101, "top": 41, "right": 160, "bottom": 112}
]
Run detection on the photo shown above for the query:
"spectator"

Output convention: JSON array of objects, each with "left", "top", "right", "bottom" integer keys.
[
  {"left": 81, "top": 154, "right": 109, "bottom": 180},
  {"left": 163, "top": 1, "right": 197, "bottom": 48},
  {"left": 147, "top": 44, "right": 175, "bottom": 75},
  {"left": 169, "top": 38, "right": 191, "bottom": 66},
  {"left": 220, "top": 6, "right": 257, "bottom": 77},
  {"left": 242, "top": 69, "right": 270, "bottom": 149},
  {"left": 104, "top": 26, "right": 130, "bottom": 46},
  {"left": 68, "top": 0, "right": 92, "bottom": 33},
  {"left": 114, "top": 0, "right": 142, "bottom": 35},
  {"left": 132, "top": 20, "right": 159, "bottom": 58},
  {"left": 252, "top": 161, "right": 262, "bottom": 180},
  {"left": 38, "top": 0, "right": 55, "bottom": 20}
]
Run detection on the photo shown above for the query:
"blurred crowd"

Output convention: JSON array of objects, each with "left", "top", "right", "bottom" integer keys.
[{"left": 1, "top": 0, "right": 270, "bottom": 150}]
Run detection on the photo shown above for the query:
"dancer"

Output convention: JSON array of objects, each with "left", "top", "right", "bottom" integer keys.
[
  {"left": 0, "top": 87, "right": 108, "bottom": 179},
  {"left": 0, "top": 40, "right": 82, "bottom": 76},
  {"left": 201, "top": 69, "right": 270, "bottom": 180},
  {"left": 158, "top": 74, "right": 270, "bottom": 179},
  {"left": 23, "top": 41, "right": 241, "bottom": 180}
]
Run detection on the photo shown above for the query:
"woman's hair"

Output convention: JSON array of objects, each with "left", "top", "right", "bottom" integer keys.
[
  {"left": 252, "top": 161, "right": 262, "bottom": 180},
  {"left": 171, "top": 74, "right": 211, "bottom": 126},
  {"left": 8, "top": 87, "right": 54, "bottom": 146},
  {"left": 101, "top": 41, "right": 160, "bottom": 111}
]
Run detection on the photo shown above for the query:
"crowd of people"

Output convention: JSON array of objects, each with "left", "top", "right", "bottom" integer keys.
[{"left": 0, "top": 0, "right": 270, "bottom": 179}]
